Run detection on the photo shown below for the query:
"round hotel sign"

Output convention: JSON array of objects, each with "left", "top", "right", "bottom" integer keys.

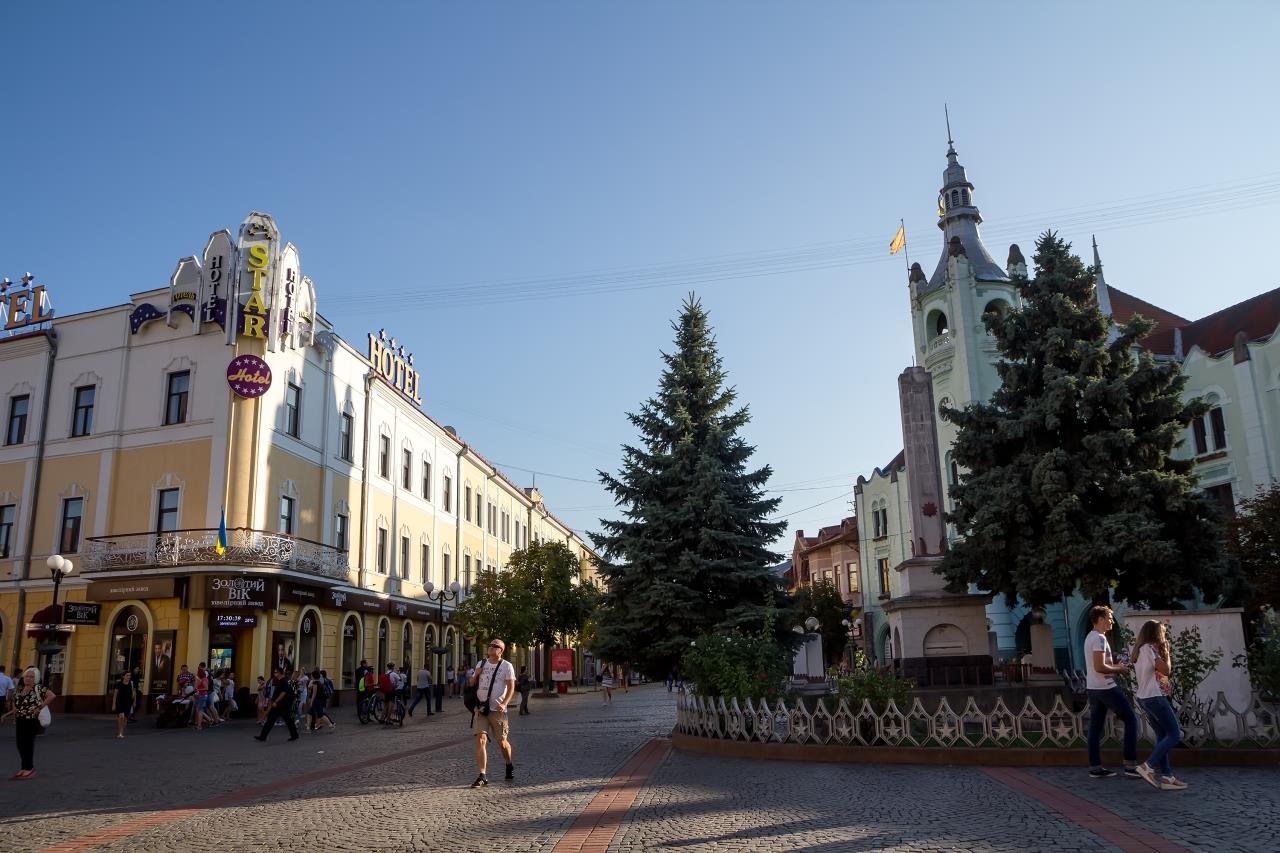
[{"left": 227, "top": 354, "right": 272, "bottom": 398}]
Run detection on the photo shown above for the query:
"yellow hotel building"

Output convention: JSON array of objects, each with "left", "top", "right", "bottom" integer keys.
[{"left": 0, "top": 212, "right": 597, "bottom": 711}]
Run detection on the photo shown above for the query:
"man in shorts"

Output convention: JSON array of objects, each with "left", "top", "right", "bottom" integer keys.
[{"left": 468, "top": 638, "right": 516, "bottom": 788}]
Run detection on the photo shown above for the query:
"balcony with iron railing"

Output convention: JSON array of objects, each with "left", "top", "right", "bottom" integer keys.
[{"left": 83, "top": 527, "right": 352, "bottom": 582}]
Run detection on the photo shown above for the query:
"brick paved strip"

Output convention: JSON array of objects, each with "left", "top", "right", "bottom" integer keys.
[
  {"left": 982, "top": 767, "right": 1191, "bottom": 853},
  {"left": 38, "top": 734, "right": 473, "bottom": 853},
  {"left": 552, "top": 737, "right": 670, "bottom": 853}
]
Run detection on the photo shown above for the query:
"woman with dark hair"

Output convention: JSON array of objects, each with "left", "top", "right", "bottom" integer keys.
[
  {"left": 111, "top": 671, "right": 133, "bottom": 738},
  {"left": 306, "top": 668, "right": 334, "bottom": 732},
  {"left": 1132, "top": 620, "right": 1187, "bottom": 790}
]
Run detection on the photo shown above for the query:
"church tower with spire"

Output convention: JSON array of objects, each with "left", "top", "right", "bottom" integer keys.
[{"left": 908, "top": 135, "right": 1022, "bottom": 500}]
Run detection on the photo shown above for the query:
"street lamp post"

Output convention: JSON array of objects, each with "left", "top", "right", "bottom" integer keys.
[
  {"left": 39, "top": 554, "right": 76, "bottom": 694},
  {"left": 424, "top": 579, "right": 461, "bottom": 713}
]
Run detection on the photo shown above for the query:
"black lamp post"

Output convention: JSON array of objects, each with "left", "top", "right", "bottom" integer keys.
[
  {"left": 38, "top": 554, "right": 76, "bottom": 693},
  {"left": 424, "top": 579, "right": 461, "bottom": 713}
]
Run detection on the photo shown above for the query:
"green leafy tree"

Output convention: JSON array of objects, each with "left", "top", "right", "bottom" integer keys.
[
  {"left": 941, "top": 232, "right": 1229, "bottom": 608},
  {"left": 1227, "top": 483, "right": 1280, "bottom": 619},
  {"left": 793, "top": 579, "right": 849, "bottom": 665},
  {"left": 455, "top": 568, "right": 539, "bottom": 652},
  {"left": 507, "top": 541, "right": 599, "bottom": 692},
  {"left": 593, "top": 295, "right": 785, "bottom": 677}
]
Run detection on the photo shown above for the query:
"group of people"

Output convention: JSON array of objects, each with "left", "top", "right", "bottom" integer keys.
[
  {"left": 1084, "top": 605, "right": 1188, "bottom": 790},
  {"left": 253, "top": 667, "right": 337, "bottom": 741},
  {"left": 170, "top": 663, "right": 237, "bottom": 730}
]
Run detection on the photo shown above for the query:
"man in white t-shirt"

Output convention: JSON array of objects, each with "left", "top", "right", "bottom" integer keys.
[
  {"left": 0, "top": 666, "right": 13, "bottom": 717},
  {"left": 468, "top": 637, "right": 517, "bottom": 788},
  {"left": 1083, "top": 605, "right": 1139, "bottom": 779}
]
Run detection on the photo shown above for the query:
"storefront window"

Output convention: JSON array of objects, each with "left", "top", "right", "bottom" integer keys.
[
  {"left": 341, "top": 616, "right": 360, "bottom": 689},
  {"left": 402, "top": 622, "right": 413, "bottom": 669},
  {"left": 377, "top": 620, "right": 389, "bottom": 673},
  {"left": 208, "top": 632, "right": 234, "bottom": 674},
  {"left": 109, "top": 605, "right": 148, "bottom": 694},
  {"left": 298, "top": 611, "right": 318, "bottom": 672}
]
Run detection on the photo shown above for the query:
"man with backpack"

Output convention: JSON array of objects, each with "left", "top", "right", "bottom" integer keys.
[{"left": 378, "top": 664, "right": 399, "bottom": 724}]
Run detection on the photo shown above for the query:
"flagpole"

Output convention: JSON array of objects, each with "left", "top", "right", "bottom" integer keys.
[{"left": 900, "top": 218, "right": 910, "bottom": 274}]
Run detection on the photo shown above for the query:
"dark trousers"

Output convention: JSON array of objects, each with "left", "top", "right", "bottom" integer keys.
[
  {"left": 1087, "top": 686, "right": 1138, "bottom": 767},
  {"left": 1139, "top": 695, "right": 1180, "bottom": 776},
  {"left": 16, "top": 718, "right": 39, "bottom": 771},
  {"left": 519, "top": 688, "right": 530, "bottom": 715},
  {"left": 409, "top": 687, "right": 433, "bottom": 715},
  {"left": 259, "top": 703, "right": 298, "bottom": 740}
]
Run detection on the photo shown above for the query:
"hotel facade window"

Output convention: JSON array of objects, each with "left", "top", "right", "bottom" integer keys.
[
  {"left": 400, "top": 535, "right": 410, "bottom": 579},
  {"left": 284, "top": 383, "right": 301, "bottom": 437},
  {"left": 6, "top": 394, "right": 29, "bottom": 445},
  {"left": 155, "top": 488, "right": 180, "bottom": 533},
  {"left": 421, "top": 543, "right": 430, "bottom": 584},
  {"left": 402, "top": 449, "right": 412, "bottom": 490},
  {"left": 464, "top": 486, "right": 472, "bottom": 522},
  {"left": 164, "top": 371, "right": 190, "bottom": 425},
  {"left": 60, "top": 497, "right": 84, "bottom": 553},
  {"left": 71, "top": 386, "right": 95, "bottom": 437},
  {"left": 376, "top": 528, "right": 388, "bottom": 573},
  {"left": 379, "top": 435, "right": 390, "bottom": 478},
  {"left": 0, "top": 503, "right": 15, "bottom": 558},
  {"left": 339, "top": 412, "right": 354, "bottom": 461},
  {"left": 279, "top": 495, "right": 295, "bottom": 535},
  {"left": 442, "top": 475, "right": 452, "bottom": 513},
  {"left": 442, "top": 550, "right": 452, "bottom": 586},
  {"left": 422, "top": 460, "right": 432, "bottom": 500},
  {"left": 335, "top": 513, "right": 349, "bottom": 553}
]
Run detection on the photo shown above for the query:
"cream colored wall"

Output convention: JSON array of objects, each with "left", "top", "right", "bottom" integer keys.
[
  {"left": 106, "top": 439, "right": 212, "bottom": 533},
  {"left": 262, "top": 446, "right": 325, "bottom": 541}
]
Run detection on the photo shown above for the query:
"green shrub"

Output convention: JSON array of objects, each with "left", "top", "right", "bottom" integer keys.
[
  {"left": 827, "top": 650, "right": 915, "bottom": 712},
  {"left": 1234, "top": 607, "right": 1280, "bottom": 700},
  {"left": 681, "top": 608, "right": 791, "bottom": 703}
]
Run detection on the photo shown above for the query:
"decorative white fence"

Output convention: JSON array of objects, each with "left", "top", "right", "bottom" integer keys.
[{"left": 675, "top": 691, "right": 1280, "bottom": 749}]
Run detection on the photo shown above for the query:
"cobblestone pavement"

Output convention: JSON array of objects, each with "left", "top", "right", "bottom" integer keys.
[{"left": 3, "top": 685, "right": 1276, "bottom": 852}]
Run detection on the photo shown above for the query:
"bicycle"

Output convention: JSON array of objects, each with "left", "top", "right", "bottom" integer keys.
[
  {"left": 357, "top": 693, "right": 373, "bottom": 725},
  {"left": 371, "top": 692, "right": 404, "bottom": 727}
]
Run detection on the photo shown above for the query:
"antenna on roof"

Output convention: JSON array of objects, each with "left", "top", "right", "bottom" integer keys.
[{"left": 945, "top": 104, "right": 953, "bottom": 146}]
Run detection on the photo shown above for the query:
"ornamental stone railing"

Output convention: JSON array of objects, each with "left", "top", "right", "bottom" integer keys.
[
  {"left": 675, "top": 690, "right": 1280, "bottom": 749},
  {"left": 83, "top": 528, "right": 351, "bottom": 582}
]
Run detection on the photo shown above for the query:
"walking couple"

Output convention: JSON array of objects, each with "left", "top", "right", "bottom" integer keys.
[{"left": 1085, "top": 605, "right": 1187, "bottom": 791}]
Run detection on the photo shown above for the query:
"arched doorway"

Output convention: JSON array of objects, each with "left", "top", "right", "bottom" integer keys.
[
  {"left": 298, "top": 608, "right": 320, "bottom": 672},
  {"left": 341, "top": 614, "right": 360, "bottom": 689},
  {"left": 377, "top": 618, "right": 389, "bottom": 673},
  {"left": 401, "top": 621, "right": 413, "bottom": 671},
  {"left": 108, "top": 605, "right": 150, "bottom": 694}
]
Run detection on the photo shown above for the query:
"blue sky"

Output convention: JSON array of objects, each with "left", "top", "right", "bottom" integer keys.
[{"left": 4, "top": 2, "right": 1278, "bottom": 549}]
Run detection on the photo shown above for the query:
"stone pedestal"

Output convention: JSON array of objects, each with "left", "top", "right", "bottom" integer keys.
[
  {"left": 1027, "top": 623, "right": 1059, "bottom": 683},
  {"left": 882, "top": 556, "right": 993, "bottom": 686}
]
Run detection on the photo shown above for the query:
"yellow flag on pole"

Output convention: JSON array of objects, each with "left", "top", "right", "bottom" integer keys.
[{"left": 889, "top": 224, "right": 906, "bottom": 256}]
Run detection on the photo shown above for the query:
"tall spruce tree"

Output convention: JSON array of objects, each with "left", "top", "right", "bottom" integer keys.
[
  {"left": 592, "top": 296, "right": 785, "bottom": 677},
  {"left": 940, "top": 232, "right": 1229, "bottom": 608}
]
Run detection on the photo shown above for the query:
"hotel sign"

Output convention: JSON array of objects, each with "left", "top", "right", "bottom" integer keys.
[
  {"left": 369, "top": 329, "right": 422, "bottom": 405},
  {"left": 227, "top": 354, "right": 272, "bottom": 398},
  {"left": 1, "top": 273, "right": 55, "bottom": 333}
]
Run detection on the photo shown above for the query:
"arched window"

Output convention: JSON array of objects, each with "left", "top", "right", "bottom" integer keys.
[
  {"left": 960, "top": 188, "right": 970, "bottom": 206},
  {"left": 341, "top": 615, "right": 361, "bottom": 688},
  {"left": 377, "top": 618, "right": 390, "bottom": 673},
  {"left": 402, "top": 621, "right": 413, "bottom": 670},
  {"left": 950, "top": 190, "right": 960, "bottom": 208},
  {"left": 298, "top": 608, "right": 320, "bottom": 672},
  {"left": 1191, "top": 392, "right": 1228, "bottom": 455},
  {"left": 926, "top": 309, "right": 949, "bottom": 340}
]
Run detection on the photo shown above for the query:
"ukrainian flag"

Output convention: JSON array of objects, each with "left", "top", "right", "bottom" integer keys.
[{"left": 216, "top": 507, "right": 228, "bottom": 556}]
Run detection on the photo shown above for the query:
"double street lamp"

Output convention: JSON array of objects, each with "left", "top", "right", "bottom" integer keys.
[
  {"left": 47, "top": 554, "right": 76, "bottom": 610},
  {"left": 38, "top": 554, "right": 77, "bottom": 691},
  {"left": 424, "top": 579, "right": 462, "bottom": 713}
]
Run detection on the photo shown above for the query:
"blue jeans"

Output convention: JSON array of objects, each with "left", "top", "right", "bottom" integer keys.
[
  {"left": 1139, "top": 695, "right": 1180, "bottom": 776},
  {"left": 408, "top": 687, "right": 433, "bottom": 715},
  {"left": 1087, "top": 686, "right": 1137, "bottom": 767}
]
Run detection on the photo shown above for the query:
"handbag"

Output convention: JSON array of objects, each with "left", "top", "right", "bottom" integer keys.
[
  {"left": 38, "top": 704, "right": 52, "bottom": 728},
  {"left": 465, "top": 662, "right": 502, "bottom": 717}
]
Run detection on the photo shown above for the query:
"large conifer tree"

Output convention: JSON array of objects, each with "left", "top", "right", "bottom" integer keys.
[
  {"left": 941, "top": 232, "right": 1229, "bottom": 608},
  {"left": 592, "top": 296, "right": 785, "bottom": 677}
]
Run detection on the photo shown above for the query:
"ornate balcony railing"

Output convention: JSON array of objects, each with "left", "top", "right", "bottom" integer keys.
[
  {"left": 676, "top": 690, "right": 1280, "bottom": 749},
  {"left": 83, "top": 528, "right": 351, "bottom": 581}
]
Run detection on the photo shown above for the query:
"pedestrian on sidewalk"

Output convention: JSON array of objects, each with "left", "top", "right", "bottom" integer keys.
[
  {"left": 601, "top": 669, "right": 613, "bottom": 705},
  {"left": 254, "top": 668, "right": 299, "bottom": 742},
  {"left": 516, "top": 666, "right": 530, "bottom": 716},
  {"left": 0, "top": 666, "right": 13, "bottom": 719},
  {"left": 110, "top": 670, "right": 133, "bottom": 738},
  {"left": 2, "top": 666, "right": 55, "bottom": 779},
  {"left": 306, "top": 668, "right": 334, "bottom": 732},
  {"left": 1084, "top": 605, "right": 1140, "bottom": 779},
  {"left": 409, "top": 663, "right": 433, "bottom": 717},
  {"left": 129, "top": 665, "right": 143, "bottom": 722},
  {"left": 468, "top": 638, "right": 517, "bottom": 788},
  {"left": 255, "top": 676, "right": 269, "bottom": 724},
  {"left": 355, "top": 659, "right": 372, "bottom": 718},
  {"left": 222, "top": 672, "right": 237, "bottom": 720},
  {"left": 446, "top": 664, "right": 455, "bottom": 696},
  {"left": 1132, "top": 620, "right": 1188, "bottom": 791}
]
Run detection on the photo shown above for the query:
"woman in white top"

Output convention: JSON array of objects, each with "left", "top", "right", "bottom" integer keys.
[{"left": 1132, "top": 620, "right": 1187, "bottom": 790}]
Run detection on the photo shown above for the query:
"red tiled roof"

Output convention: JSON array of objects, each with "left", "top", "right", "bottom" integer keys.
[
  {"left": 1106, "top": 285, "right": 1190, "bottom": 356},
  {"left": 1181, "top": 286, "right": 1280, "bottom": 357}
]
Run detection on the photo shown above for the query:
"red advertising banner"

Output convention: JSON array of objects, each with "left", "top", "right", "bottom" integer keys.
[{"left": 550, "top": 648, "right": 575, "bottom": 682}]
